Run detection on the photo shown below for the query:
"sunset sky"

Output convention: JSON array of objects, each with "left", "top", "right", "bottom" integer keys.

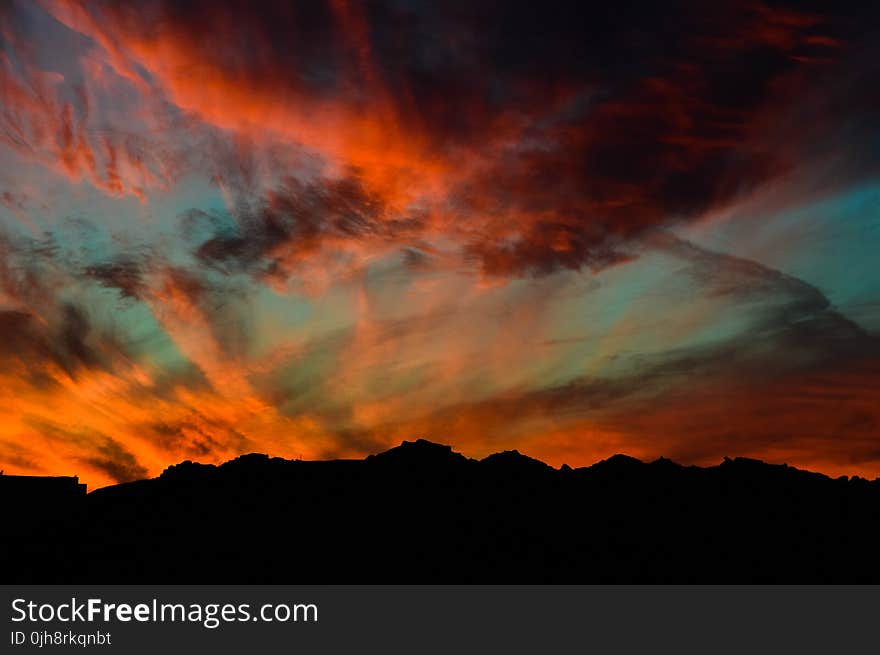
[{"left": 1, "top": 0, "right": 878, "bottom": 488}]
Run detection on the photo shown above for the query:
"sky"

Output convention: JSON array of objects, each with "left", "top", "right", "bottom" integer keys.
[{"left": 0, "top": 0, "right": 878, "bottom": 488}]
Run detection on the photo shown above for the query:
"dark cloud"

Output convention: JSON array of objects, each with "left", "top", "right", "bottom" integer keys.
[
  {"left": 0, "top": 309, "right": 45, "bottom": 354},
  {"left": 0, "top": 304, "right": 121, "bottom": 381},
  {"left": 192, "top": 172, "right": 414, "bottom": 277},
  {"left": 0, "top": 233, "right": 55, "bottom": 307},
  {"left": 24, "top": 417, "right": 149, "bottom": 483},
  {"left": 56, "top": 303, "right": 101, "bottom": 372},
  {"left": 465, "top": 223, "right": 636, "bottom": 277},
  {"left": 0, "top": 230, "right": 142, "bottom": 379},
  {"left": 78, "top": 437, "right": 148, "bottom": 483},
  {"left": 147, "top": 417, "right": 253, "bottom": 459},
  {"left": 83, "top": 257, "right": 148, "bottom": 300},
  {"left": 46, "top": 0, "right": 880, "bottom": 277}
]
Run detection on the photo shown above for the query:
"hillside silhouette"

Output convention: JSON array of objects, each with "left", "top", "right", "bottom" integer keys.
[{"left": 2, "top": 439, "right": 879, "bottom": 583}]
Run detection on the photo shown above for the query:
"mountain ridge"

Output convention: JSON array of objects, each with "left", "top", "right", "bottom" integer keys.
[
  {"left": 3, "top": 438, "right": 879, "bottom": 583},
  {"left": 122, "top": 438, "right": 877, "bottom": 490}
]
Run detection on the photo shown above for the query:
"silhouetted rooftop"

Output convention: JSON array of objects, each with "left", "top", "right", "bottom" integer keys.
[{"left": 0, "top": 473, "right": 86, "bottom": 495}]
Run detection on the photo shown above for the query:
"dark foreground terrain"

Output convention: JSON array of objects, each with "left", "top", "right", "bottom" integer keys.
[{"left": 2, "top": 439, "right": 879, "bottom": 583}]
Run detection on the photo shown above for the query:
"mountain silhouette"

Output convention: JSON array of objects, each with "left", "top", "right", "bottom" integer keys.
[{"left": 2, "top": 439, "right": 879, "bottom": 583}]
